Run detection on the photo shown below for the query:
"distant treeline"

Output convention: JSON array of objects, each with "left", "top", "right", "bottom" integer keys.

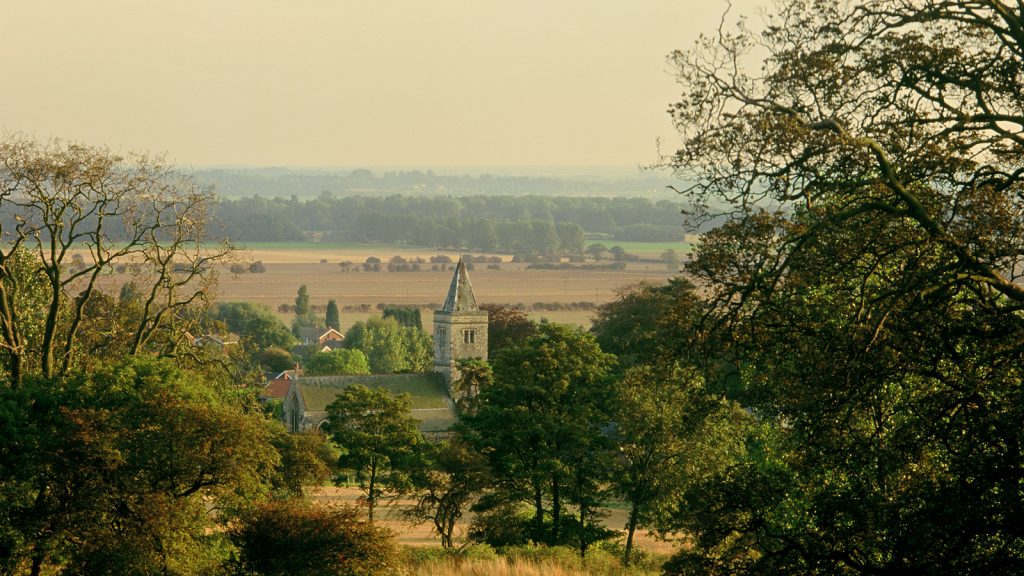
[{"left": 213, "top": 195, "right": 688, "bottom": 251}]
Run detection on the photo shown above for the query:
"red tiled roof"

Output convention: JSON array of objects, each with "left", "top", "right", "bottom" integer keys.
[{"left": 262, "top": 379, "right": 291, "bottom": 399}]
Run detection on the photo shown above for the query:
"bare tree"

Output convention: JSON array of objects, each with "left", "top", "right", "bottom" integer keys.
[{"left": 0, "top": 135, "right": 237, "bottom": 386}]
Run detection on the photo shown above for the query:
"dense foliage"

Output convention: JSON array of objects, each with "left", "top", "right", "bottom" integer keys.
[
  {"left": 0, "top": 358, "right": 279, "bottom": 575},
  {"left": 344, "top": 316, "right": 432, "bottom": 374},
  {"left": 460, "top": 324, "right": 618, "bottom": 554},
  {"left": 231, "top": 499, "right": 402, "bottom": 576},
  {"left": 0, "top": 138, "right": 353, "bottom": 575},
  {"left": 304, "top": 349, "right": 371, "bottom": 376},
  {"left": 662, "top": 1, "right": 1024, "bottom": 573}
]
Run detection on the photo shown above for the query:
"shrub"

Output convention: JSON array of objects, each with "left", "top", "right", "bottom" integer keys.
[
  {"left": 468, "top": 504, "right": 534, "bottom": 547},
  {"left": 259, "top": 347, "right": 293, "bottom": 373},
  {"left": 231, "top": 500, "right": 401, "bottom": 576}
]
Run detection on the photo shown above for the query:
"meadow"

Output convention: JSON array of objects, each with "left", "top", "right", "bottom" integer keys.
[{"left": 311, "top": 486, "right": 673, "bottom": 575}]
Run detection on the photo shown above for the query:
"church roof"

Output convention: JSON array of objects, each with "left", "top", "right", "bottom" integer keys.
[
  {"left": 442, "top": 257, "right": 479, "bottom": 312},
  {"left": 292, "top": 373, "right": 455, "bottom": 432}
]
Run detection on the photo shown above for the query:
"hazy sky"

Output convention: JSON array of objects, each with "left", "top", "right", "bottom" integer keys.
[{"left": 1, "top": 1, "right": 762, "bottom": 169}]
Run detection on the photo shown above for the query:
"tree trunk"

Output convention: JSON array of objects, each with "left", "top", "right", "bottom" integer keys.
[
  {"left": 551, "top": 474, "right": 561, "bottom": 544},
  {"left": 579, "top": 503, "right": 589, "bottom": 558},
  {"left": 40, "top": 275, "right": 61, "bottom": 380},
  {"left": 533, "top": 481, "right": 544, "bottom": 542},
  {"left": 624, "top": 501, "right": 641, "bottom": 565},
  {"left": 367, "top": 461, "right": 377, "bottom": 522}
]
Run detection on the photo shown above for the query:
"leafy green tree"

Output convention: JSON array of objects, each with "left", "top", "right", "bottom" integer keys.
[
  {"left": 381, "top": 306, "right": 422, "bottom": 330},
  {"left": 451, "top": 358, "right": 492, "bottom": 414},
  {"left": 325, "top": 299, "right": 340, "bottom": 331},
  {"left": 461, "top": 324, "right": 616, "bottom": 547},
  {"left": 214, "top": 301, "right": 296, "bottom": 351},
  {"left": 407, "top": 438, "right": 491, "bottom": 549},
  {"left": 611, "top": 363, "right": 750, "bottom": 565},
  {"left": 556, "top": 222, "right": 585, "bottom": 253},
  {"left": 304, "top": 349, "right": 371, "bottom": 376},
  {"left": 663, "top": 1, "right": 1024, "bottom": 572},
  {"left": 294, "top": 285, "right": 310, "bottom": 317},
  {"left": 268, "top": 426, "right": 338, "bottom": 497},
  {"left": 402, "top": 324, "right": 432, "bottom": 373},
  {"left": 345, "top": 316, "right": 430, "bottom": 373},
  {"left": 530, "top": 221, "right": 561, "bottom": 254},
  {"left": 590, "top": 278, "right": 702, "bottom": 371},
  {"left": 585, "top": 243, "right": 608, "bottom": 259},
  {"left": 291, "top": 285, "right": 318, "bottom": 336},
  {"left": 324, "top": 385, "right": 423, "bottom": 521}
]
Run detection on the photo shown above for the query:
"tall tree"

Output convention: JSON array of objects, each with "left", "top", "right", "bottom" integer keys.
[
  {"left": 291, "top": 285, "right": 317, "bottom": 336},
  {"left": 590, "top": 278, "right": 703, "bottom": 371},
  {"left": 325, "top": 299, "right": 340, "bottom": 332},
  {"left": 461, "top": 324, "right": 616, "bottom": 546},
  {"left": 406, "top": 438, "right": 490, "bottom": 549},
  {"left": 663, "top": 1, "right": 1024, "bottom": 573},
  {"left": 611, "top": 363, "right": 749, "bottom": 565},
  {"left": 324, "top": 385, "right": 423, "bottom": 521},
  {"left": 451, "top": 358, "right": 492, "bottom": 414}
]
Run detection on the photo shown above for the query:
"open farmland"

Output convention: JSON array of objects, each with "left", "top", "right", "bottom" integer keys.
[{"left": 218, "top": 246, "right": 682, "bottom": 331}]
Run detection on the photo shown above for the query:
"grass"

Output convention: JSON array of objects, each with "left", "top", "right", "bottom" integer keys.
[{"left": 402, "top": 544, "right": 665, "bottom": 576}]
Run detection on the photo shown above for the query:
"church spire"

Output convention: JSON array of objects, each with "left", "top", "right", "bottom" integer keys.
[{"left": 442, "top": 256, "right": 478, "bottom": 312}]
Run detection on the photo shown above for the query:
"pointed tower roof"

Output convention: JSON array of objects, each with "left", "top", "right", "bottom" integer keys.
[{"left": 442, "top": 257, "right": 479, "bottom": 312}]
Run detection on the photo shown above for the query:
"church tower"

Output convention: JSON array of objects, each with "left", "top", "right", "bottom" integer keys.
[{"left": 434, "top": 257, "right": 488, "bottom": 389}]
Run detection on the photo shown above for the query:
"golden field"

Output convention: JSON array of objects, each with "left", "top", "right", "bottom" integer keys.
[{"left": 218, "top": 247, "right": 678, "bottom": 331}]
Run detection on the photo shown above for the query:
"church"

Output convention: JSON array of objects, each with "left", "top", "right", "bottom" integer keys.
[{"left": 281, "top": 257, "right": 488, "bottom": 434}]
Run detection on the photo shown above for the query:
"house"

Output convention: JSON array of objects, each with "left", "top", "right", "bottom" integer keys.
[
  {"left": 283, "top": 257, "right": 487, "bottom": 436},
  {"left": 319, "top": 339, "right": 347, "bottom": 353},
  {"left": 191, "top": 333, "right": 239, "bottom": 348},
  {"left": 296, "top": 327, "right": 345, "bottom": 347},
  {"left": 260, "top": 367, "right": 299, "bottom": 402}
]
